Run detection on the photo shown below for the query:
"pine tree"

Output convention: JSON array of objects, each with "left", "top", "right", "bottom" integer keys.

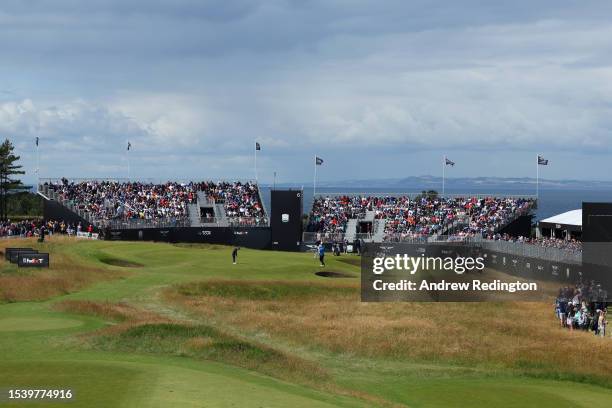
[{"left": 0, "top": 139, "right": 27, "bottom": 220}]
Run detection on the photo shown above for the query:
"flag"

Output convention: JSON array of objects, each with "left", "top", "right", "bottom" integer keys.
[
  {"left": 255, "top": 142, "right": 261, "bottom": 151},
  {"left": 537, "top": 155, "right": 548, "bottom": 165},
  {"left": 315, "top": 156, "right": 324, "bottom": 166},
  {"left": 445, "top": 157, "right": 455, "bottom": 166},
  {"left": 35, "top": 137, "right": 39, "bottom": 147},
  {"left": 127, "top": 141, "right": 132, "bottom": 151}
]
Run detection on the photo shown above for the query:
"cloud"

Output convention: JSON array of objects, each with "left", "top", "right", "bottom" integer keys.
[{"left": 2, "top": 1, "right": 612, "bottom": 182}]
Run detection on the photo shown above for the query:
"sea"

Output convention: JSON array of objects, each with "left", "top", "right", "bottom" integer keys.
[{"left": 259, "top": 187, "right": 612, "bottom": 221}]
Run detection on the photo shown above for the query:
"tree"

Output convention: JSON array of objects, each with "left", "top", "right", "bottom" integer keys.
[
  {"left": 0, "top": 139, "right": 28, "bottom": 220},
  {"left": 418, "top": 190, "right": 439, "bottom": 200}
]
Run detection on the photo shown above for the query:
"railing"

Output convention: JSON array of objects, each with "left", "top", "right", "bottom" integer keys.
[
  {"left": 201, "top": 196, "right": 216, "bottom": 205},
  {"left": 312, "top": 192, "right": 538, "bottom": 200},
  {"left": 378, "top": 235, "right": 582, "bottom": 264},
  {"left": 227, "top": 217, "right": 269, "bottom": 228},
  {"left": 475, "top": 238, "right": 582, "bottom": 264},
  {"left": 199, "top": 217, "right": 221, "bottom": 225},
  {"left": 100, "top": 217, "right": 191, "bottom": 230},
  {"left": 303, "top": 231, "right": 346, "bottom": 243},
  {"left": 303, "top": 229, "right": 582, "bottom": 263},
  {"left": 378, "top": 234, "right": 432, "bottom": 243},
  {"left": 39, "top": 177, "right": 154, "bottom": 185}
]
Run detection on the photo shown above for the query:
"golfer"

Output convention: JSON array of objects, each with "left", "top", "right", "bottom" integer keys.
[
  {"left": 232, "top": 247, "right": 240, "bottom": 264},
  {"left": 318, "top": 243, "right": 325, "bottom": 267}
]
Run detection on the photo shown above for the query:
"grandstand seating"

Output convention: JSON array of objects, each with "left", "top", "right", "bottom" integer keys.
[
  {"left": 40, "top": 179, "right": 268, "bottom": 228},
  {"left": 307, "top": 194, "right": 536, "bottom": 242}
]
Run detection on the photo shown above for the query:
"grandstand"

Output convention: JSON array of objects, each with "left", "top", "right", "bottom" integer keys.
[
  {"left": 37, "top": 178, "right": 269, "bottom": 230},
  {"left": 305, "top": 193, "right": 536, "bottom": 244},
  {"left": 34, "top": 180, "right": 585, "bottom": 266}
]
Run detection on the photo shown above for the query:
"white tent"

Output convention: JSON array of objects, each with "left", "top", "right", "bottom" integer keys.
[
  {"left": 539, "top": 209, "right": 582, "bottom": 228},
  {"left": 538, "top": 209, "right": 582, "bottom": 239}
]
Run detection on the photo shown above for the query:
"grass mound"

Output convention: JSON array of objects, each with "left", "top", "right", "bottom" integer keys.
[
  {"left": 93, "top": 322, "right": 328, "bottom": 383},
  {"left": 54, "top": 300, "right": 162, "bottom": 323},
  {"left": 54, "top": 299, "right": 329, "bottom": 386},
  {"left": 0, "top": 238, "right": 125, "bottom": 303},
  {"left": 176, "top": 280, "right": 356, "bottom": 301}
]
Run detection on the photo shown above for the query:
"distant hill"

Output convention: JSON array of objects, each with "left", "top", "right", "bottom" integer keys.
[{"left": 270, "top": 176, "right": 612, "bottom": 190}]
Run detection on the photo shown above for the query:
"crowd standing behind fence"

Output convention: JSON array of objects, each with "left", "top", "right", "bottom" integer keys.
[{"left": 0, "top": 219, "right": 98, "bottom": 239}]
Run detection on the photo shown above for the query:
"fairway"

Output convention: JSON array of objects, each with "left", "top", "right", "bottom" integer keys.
[
  {"left": 1, "top": 237, "right": 611, "bottom": 407},
  {"left": 0, "top": 317, "right": 83, "bottom": 332}
]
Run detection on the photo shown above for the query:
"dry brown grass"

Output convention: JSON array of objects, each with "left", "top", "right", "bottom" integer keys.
[
  {"left": 167, "top": 279, "right": 612, "bottom": 384},
  {"left": 53, "top": 299, "right": 354, "bottom": 399},
  {"left": 0, "top": 237, "right": 125, "bottom": 302},
  {"left": 53, "top": 300, "right": 164, "bottom": 323}
]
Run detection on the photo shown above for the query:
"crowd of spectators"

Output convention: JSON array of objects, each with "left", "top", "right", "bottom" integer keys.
[
  {"left": 486, "top": 234, "right": 583, "bottom": 252},
  {"left": 48, "top": 179, "right": 195, "bottom": 222},
  {"left": 307, "top": 195, "right": 536, "bottom": 240},
  {"left": 0, "top": 219, "right": 44, "bottom": 238},
  {"left": 197, "top": 181, "right": 266, "bottom": 225},
  {"left": 376, "top": 196, "right": 462, "bottom": 238},
  {"left": 0, "top": 219, "right": 93, "bottom": 238},
  {"left": 307, "top": 195, "right": 371, "bottom": 233},
  {"left": 45, "top": 179, "right": 267, "bottom": 226},
  {"left": 555, "top": 282, "right": 608, "bottom": 336}
]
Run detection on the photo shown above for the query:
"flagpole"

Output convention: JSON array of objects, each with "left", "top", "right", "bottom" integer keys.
[
  {"left": 35, "top": 140, "right": 40, "bottom": 181},
  {"left": 254, "top": 142, "right": 258, "bottom": 183},
  {"left": 127, "top": 142, "right": 130, "bottom": 180},
  {"left": 536, "top": 154, "right": 539, "bottom": 201},
  {"left": 442, "top": 155, "right": 445, "bottom": 197},
  {"left": 313, "top": 156, "right": 317, "bottom": 200}
]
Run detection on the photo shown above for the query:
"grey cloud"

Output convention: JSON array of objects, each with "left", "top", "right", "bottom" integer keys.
[{"left": 2, "top": 1, "right": 612, "bottom": 182}]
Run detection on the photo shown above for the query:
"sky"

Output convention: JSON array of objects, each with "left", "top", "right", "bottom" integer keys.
[{"left": 3, "top": 0, "right": 612, "bottom": 185}]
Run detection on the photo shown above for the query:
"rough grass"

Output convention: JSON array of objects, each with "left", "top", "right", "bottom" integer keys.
[
  {"left": 3, "top": 240, "right": 611, "bottom": 406},
  {"left": 55, "top": 299, "right": 331, "bottom": 387},
  {"left": 93, "top": 323, "right": 329, "bottom": 384},
  {"left": 53, "top": 300, "right": 162, "bottom": 322},
  {"left": 168, "top": 280, "right": 612, "bottom": 387},
  {"left": 176, "top": 279, "right": 356, "bottom": 300},
  {"left": 0, "top": 237, "right": 125, "bottom": 303}
]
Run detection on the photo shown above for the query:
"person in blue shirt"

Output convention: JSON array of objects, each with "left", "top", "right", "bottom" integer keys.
[{"left": 318, "top": 243, "right": 325, "bottom": 267}]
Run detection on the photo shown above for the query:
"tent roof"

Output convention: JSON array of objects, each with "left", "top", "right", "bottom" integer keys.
[{"left": 540, "top": 209, "right": 582, "bottom": 227}]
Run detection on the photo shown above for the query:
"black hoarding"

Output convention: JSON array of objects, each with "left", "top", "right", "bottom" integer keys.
[
  {"left": 106, "top": 226, "right": 271, "bottom": 250},
  {"left": 581, "top": 202, "right": 612, "bottom": 295},
  {"left": 5, "top": 248, "right": 34, "bottom": 261},
  {"left": 270, "top": 190, "right": 303, "bottom": 251},
  {"left": 10, "top": 250, "right": 39, "bottom": 264},
  {"left": 17, "top": 253, "right": 50, "bottom": 268}
]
